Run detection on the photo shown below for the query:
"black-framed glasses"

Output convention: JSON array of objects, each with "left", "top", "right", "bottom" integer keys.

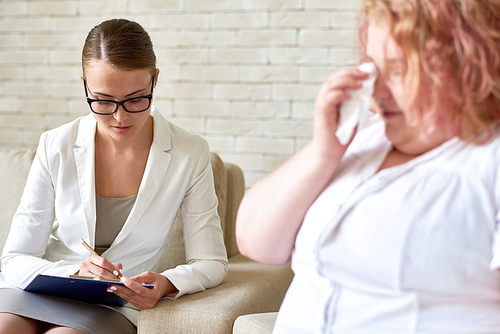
[{"left": 83, "top": 75, "right": 155, "bottom": 115}]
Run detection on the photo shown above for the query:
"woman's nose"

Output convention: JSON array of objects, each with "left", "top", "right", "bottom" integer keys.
[
  {"left": 372, "top": 75, "right": 391, "bottom": 99},
  {"left": 113, "top": 105, "right": 128, "bottom": 123}
]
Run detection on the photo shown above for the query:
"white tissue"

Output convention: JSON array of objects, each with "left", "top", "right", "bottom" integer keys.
[{"left": 335, "top": 62, "right": 376, "bottom": 145}]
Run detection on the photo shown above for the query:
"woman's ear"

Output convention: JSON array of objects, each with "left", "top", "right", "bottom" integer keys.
[{"left": 154, "top": 68, "right": 160, "bottom": 88}]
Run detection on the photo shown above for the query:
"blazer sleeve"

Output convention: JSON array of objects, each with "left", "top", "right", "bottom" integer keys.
[
  {"left": 160, "top": 141, "right": 228, "bottom": 298},
  {"left": 1, "top": 133, "right": 80, "bottom": 289}
]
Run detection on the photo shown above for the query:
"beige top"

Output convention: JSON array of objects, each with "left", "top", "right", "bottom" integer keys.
[{"left": 95, "top": 194, "right": 137, "bottom": 255}]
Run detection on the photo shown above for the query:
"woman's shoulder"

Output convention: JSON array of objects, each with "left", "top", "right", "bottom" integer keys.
[
  {"left": 448, "top": 128, "right": 500, "bottom": 168},
  {"left": 152, "top": 107, "right": 208, "bottom": 154},
  {"left": 39, "top": 114, "right": 94, "bottom": 150}
]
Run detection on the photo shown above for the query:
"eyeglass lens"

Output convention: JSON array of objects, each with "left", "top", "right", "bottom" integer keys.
[{"left": 90, "top": 97, "right": 151, "bottom": 114}]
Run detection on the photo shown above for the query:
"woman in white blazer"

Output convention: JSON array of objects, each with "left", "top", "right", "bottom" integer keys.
[{"left": 0, "top": 19, "right": 227, "bottom": 334}]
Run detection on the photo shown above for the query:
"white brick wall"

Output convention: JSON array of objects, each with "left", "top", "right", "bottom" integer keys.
[{"left": 0, "top": 0, "right": 361, "bottom": 187}]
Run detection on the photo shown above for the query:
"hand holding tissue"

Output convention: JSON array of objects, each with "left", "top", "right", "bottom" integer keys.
[{"left": 335, "top": 62, "right": 377, "bottom": 145}]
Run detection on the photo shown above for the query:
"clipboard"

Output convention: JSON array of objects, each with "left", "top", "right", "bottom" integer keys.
[{"left": 24, "top": 274, "right": 153, "bottom": 306}]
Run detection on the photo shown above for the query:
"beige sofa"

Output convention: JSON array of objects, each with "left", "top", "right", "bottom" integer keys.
[{"left": 0, "top": 147, "right": 292, "bottom": 334}]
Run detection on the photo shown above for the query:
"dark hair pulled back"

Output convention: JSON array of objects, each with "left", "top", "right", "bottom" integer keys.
[{"left": 82, "top": 19, "right": 156, "bottom": 77}]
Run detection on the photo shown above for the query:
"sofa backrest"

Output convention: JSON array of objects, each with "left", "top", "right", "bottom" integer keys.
[
  {"left": 0, "top": 148, "right": 36, "bottom": 253},
  {"left": 156, "top": 152, "right": 245, "bottom": 270},
  {"left": 0, "top": 148, "right": 244, "bottom": 271}
]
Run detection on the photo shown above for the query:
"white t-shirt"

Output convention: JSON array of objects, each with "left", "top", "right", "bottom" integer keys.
[{"left": 274, "top": 118, "right": 500, "bottom": 334}]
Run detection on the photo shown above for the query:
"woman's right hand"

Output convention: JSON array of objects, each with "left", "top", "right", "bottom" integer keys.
[
  {"left": 236, "top": 66, "right": 370, "bottom": 266},
  {"left": 77, "top": 254, "right": 123, "bottom": 279},
  {"left": 312, "top": 67, "right": 370, "bottom": 160}
]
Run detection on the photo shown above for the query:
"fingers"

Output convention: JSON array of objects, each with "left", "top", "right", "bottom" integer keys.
[
  {"left": 108, "top": 276, "right": 160, "bottom": 309},
  {"left": 113, "top": 262, "right": 123, "bottom": 271},
  {"left": 314, "top": 89, "right": 351, "bottom": 120},
  {"left": 111, "top": 262, "right": 124, "bottom": 278},
  {"left": 78, "top": 254, "right": 122, "bottom": 279},
  {"left": 322, "top": 67, "right": 369, "bottom": 91},
  {"left": 107, "top": 272, "right": 172, "bottom": 310},
  {"left": 311, "top": 67, "right": 370, "bottom": 157},
  {"left": 315, "top": 68, "right": 369, "bottom": 112}
]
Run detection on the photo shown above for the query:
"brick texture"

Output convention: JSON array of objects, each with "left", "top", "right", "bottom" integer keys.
[{"left": 0, "top": 0, "right": 361, "bottom": 187}]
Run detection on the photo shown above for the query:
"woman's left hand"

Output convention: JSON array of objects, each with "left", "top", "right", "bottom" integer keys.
[{"left": 107, "top": 271, "right": 178, "bottom": 309}]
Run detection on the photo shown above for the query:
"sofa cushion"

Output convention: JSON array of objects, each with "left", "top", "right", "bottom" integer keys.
[
  {"left": 233, "top": 312, "right": 278, "bottom": 334},
  {"left": 156, "top": 152, "right": 228, "bottom": 271},
  {"left": 138, "top": 255, "right": 291, "bottom": 334},
  {"left": 0, "top": 148, "right": 36, "bottom": 260}
]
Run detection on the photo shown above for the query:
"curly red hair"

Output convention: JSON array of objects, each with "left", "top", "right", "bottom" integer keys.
[{"left": 359, "top": 0, "right": 500, "bottom": 140}]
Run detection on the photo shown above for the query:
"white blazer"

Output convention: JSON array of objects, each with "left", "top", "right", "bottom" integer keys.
[{"left": 1, "top": 107, "right": 228, "bottom": 297}]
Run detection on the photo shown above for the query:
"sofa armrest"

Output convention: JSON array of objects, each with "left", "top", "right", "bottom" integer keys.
[
  {"left": 224, "top": 162, "right": 245, "bottom": 258},
  {"left": 137, "top": 254, "right": 293, "bottom": 334},
  {"left": 233, "top": 312, "right": 279, "bottom": 334}
]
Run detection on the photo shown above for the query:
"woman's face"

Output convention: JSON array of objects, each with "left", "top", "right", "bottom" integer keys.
[
  {"left": 83, "top": 61, "right": 157, "bottom": 146},
  {"left": 366, "top": 22, "right": 458, "bottom": 155}
]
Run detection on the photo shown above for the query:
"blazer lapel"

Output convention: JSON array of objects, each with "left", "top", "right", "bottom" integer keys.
[
  {"left": 73, "top": 114, "right": 98, "bottom": 246},
  {"left": 112, "top": 108, "right": 172, "bottom": 245}
]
